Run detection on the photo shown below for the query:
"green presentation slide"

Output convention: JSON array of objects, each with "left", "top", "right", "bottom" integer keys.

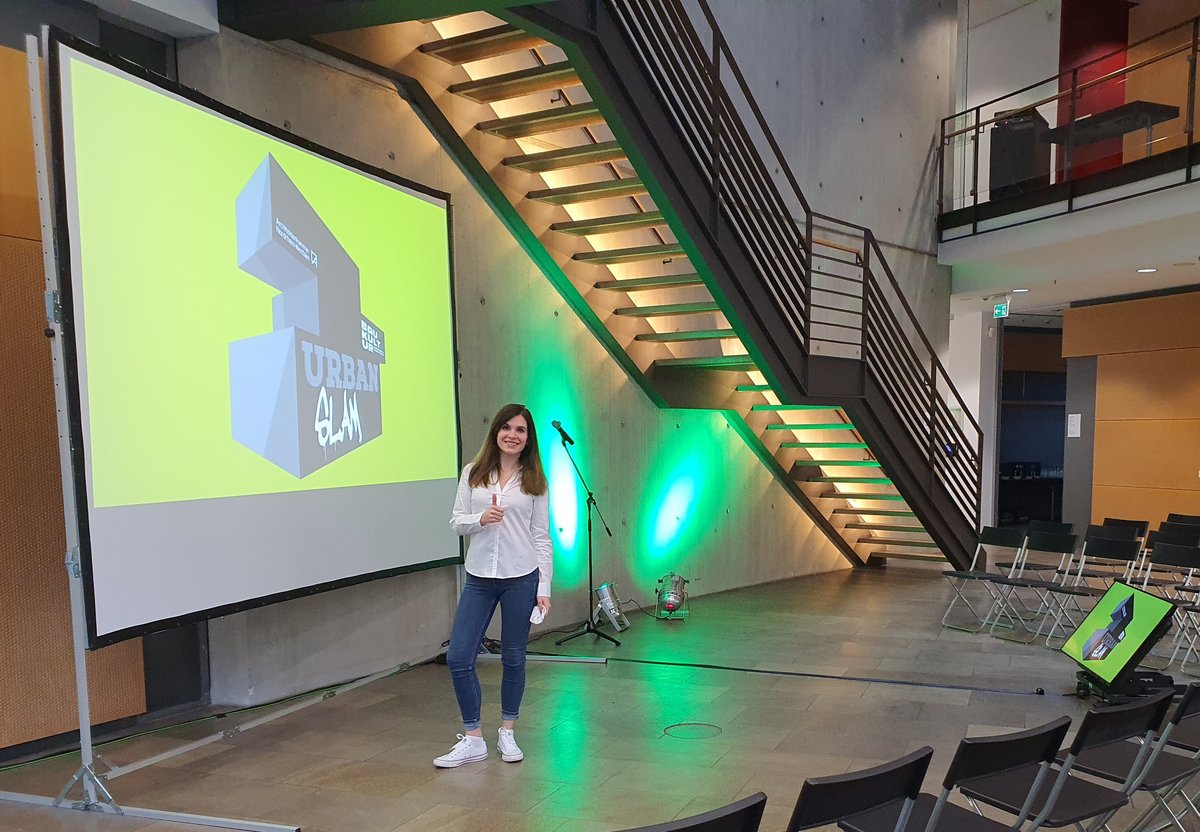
[
  {"left": 1060, "top": 582, "right": 1175, "bottom": 684},
  {"left": 66, "top": 56, "right": 457, "bottom": 508}
]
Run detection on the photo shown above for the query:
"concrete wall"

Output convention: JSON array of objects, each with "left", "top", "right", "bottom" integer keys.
[
  {"left": 701, "top": 0, "right": 957, "bottom": 349},
  {"left": 945, "top": 310, "right": 1000, "bottom": 526},
  {"left": 180, "top": 31, "right": 848, "bottom": 706}
]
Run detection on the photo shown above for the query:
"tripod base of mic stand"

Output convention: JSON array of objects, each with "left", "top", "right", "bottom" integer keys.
[{"left": 556, "top": 620, "right": 620, "bottom": 646}]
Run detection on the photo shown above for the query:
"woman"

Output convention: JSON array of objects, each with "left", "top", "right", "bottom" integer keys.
[{"left": 435, "top": 403, "right": 553, "bottom": 768}]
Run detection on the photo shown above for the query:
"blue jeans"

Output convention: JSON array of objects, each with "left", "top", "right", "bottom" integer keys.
[{"left": 446, "top": 569, "right": 539, "bottom": 730}]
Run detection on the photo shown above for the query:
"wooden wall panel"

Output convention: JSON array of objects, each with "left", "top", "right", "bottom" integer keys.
[
  {"left": 1093, "top": 485, "right": 1200, "bottom": 529},
  {"left": 1097, "top": 348, "right": 1200, "bottom": 420},
  {"left": 1123, "top": 1, "right": 1200, "bottom": 162},
  {"left": 1093, "top": 420, "right": 1200, "bottom": 491},
  {"left": 1, "top": 38, "right": 145, "bottom": 750},
  {"left": 0, "top": 46, "right": 40, "bottom": 241},
  {"left": 1003, "top": 330, "right": 1067, "bottom": 373},
  {"left": 1063, "top": 292, "right": 1200, "bottom": 357}
]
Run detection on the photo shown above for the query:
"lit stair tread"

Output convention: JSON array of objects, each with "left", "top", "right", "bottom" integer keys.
[
  {"left": 653, "top": 355, "right": 757, "bottom": 370},
  {"left": 594, "top": 273, "right": 703, "bottom": 292},
  {"left": 822, "top": 492, "right": 908, "bottom": 501},
  {"left": 868, "top": 552, "right": 946, "bottom": 562},
  {"left": 635, "top": 328, "right": 736, "bottom": 343},
  {"left": 751, "top": 404, "right": 843, "bottom": 411},
  {"left": 780, "top": 441, "right": 869, "bottom": 449},
  {"left": 477, "top": 103, "right": 603, "bottom": 139},
  {"left": 448, "top": 62, "right": 578, "bottom": 103},
  {"left": 859, "top": 537, "right": 941, "bottom": 548},
  {"left": 503, "top": 141, "right": 626, "bottom": 172},
  {"left": 527, "top": 177, "right": 646, "bottom": 205},
  {"left": 574, "top": 243, "right": 685, "bottom": 265},
  {"left": 552, "top": 211, "right": 667, "bottom": 235},
  {"left": 833, "top": 508, "right": 916, "bottom": 517},
  {"left": 419, "top": 24, "right": 544, "bottom": 64},
  {"left": 766, "top": 423, "right": 856, "bottom": 431},
  {"left": 791, "top": 460, "right": 881, "bottom": 467},
  {"left": 845, "top": 523, "right": 929, "bottom": 533},
  {"left": 736, "top": 384, "right": 774, "bottom": 392},
  {"left": 614, "top": 301, "right": 719, "bottom": 317},
  {"left": 808, "top": 476, "right": 894, "bottom": 484}
]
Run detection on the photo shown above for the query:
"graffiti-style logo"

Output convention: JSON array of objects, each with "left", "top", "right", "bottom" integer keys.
[{"left": 230, "top": 154, "right": 385, "bottom": 477}]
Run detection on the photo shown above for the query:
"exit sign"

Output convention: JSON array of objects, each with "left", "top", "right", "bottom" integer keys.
[{"left": 994, "top": 302, "right": 1010, "bottom": 319}]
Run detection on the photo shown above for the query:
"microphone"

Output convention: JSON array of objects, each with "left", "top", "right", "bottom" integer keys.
[{"left": 551, "top": 420, "right": 575, "bottom": 445}]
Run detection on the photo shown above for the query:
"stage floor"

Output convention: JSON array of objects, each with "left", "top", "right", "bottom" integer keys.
[{"left": 0, "top": 566, "right": 1166, "bottom": 832}]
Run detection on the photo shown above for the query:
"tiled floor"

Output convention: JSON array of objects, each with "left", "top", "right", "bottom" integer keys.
[{"left": 0, "top": 565, "right": 1192, "bottom": 831}]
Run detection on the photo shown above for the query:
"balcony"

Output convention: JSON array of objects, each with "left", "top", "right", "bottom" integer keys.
[{"left": 939, "top": 17, "right": 1200, "bottom": 242}]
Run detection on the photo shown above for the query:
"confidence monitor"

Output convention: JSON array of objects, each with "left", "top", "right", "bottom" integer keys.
[
  {"left": 48, "top": 34, "right": 460, "bottom": 647},
  {"left": 1060, "top": 582, "right": 1175, "bottom": 686}
]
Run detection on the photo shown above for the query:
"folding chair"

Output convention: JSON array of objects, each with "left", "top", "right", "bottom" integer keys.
[
  {"left": 1068, "top": 684, "right": 1200, "bottom": 832},
  {"left": 984, "top": 532, "right": 1078, "bottom": 642},
  {"left": 1133, "top": 543, "right": 1200, "bottom": 670},
  {"left": 838, "top": 716, "right": 1072, "bottom": 832},
  {"left": 787, "top": 747, "right": 932, "bottom": 832},
  {"left": 1104, "top": 517, "right": 1150, "bottom": 539},
  {"left": 959, "top": 689, "right": 1175, "bottom": 831},
  {"left": 941, "top": 526, "right": 1027, "bottom": 632},
  {"left": 1059, "top": 525, "right": 1139, "bottom": 584},
  {"left": 1038, "top": 537, "right": 1142, "bottom": 648},
  {"left": 1161, "top": 522, "right": 1200, "bottom": 542},
  {"left": 1168, "top": 513, "right": 1200, "bottom": 526},
  {"left": 1031, "top": 520, "right": 1075, "bottom": 535},
  {"left": 619, "top": 793, "right": 767, "bottom": 832}
]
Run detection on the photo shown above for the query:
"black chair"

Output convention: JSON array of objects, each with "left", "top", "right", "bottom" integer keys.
[
  {"left": 787, "top": 747, "right": 932, "bottom": 832},
  {"left": 621, "top": 793, "right": 767, "bottom": 832},
  {"left": 1088, "top": 523, "right": 1139, "bottom": 541},
  {"left": 838, "top": 717, "right": 1072, "bottom": 832},
  {"left": 1160, "top": 522, "right": 1200, "bottom": 545},
  {"left": 942, "top": 527, "right": 1027, "bottom": 632},
  {"left": 1068, "top": 684, "right": 1200, "bottom": 832},
  {"left": 985, "top": 532, "right": 1078, "bottom": 642},
  {"left": 1168, "top": 513, "right": 1200, "bottom": 526},
  {"left": 1104, "top": 517, "right": 1150, "bottom": 539},
  {"left": 1146, "top": 544, "right": 1200, "bottom": 674},
  {"left": 1030, "top": 520, "right": 1074, "bottom": 535},
  {"left": 960, "top": 689, "right": 1175, "bottom": 831}
]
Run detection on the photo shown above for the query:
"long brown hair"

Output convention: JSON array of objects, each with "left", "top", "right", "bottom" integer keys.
[{"left": 468, "top": 403, "right": 548, "bottom": 496}]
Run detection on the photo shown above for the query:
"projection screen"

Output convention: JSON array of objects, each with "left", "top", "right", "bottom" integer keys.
[{"left": 49, "top": 37, "right": 461, "bottom": 648}]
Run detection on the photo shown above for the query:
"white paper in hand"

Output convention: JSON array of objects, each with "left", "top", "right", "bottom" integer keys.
[{"left": 529, "top": 606, "right": 545, "bottom": 624}]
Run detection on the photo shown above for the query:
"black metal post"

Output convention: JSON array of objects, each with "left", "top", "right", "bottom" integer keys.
[{"left": 1188, "top": 19, "right": 1198, "bottom": 182}]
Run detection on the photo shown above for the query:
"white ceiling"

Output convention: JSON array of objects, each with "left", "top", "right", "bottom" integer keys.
[{"left": 941, "top": 176, "right": 1200, "bottom": 315}]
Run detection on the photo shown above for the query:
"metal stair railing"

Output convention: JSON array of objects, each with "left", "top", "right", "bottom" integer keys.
[{"left": 603, "top": 0, "right": 983, "bottom": 532}]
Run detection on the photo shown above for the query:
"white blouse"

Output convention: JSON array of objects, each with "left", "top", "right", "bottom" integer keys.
[{"left": 450, "top": 463, "right": 553, "bottom": 597}]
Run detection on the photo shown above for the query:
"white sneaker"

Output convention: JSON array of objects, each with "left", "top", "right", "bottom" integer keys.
[
  {"left": 433, "top": 734, "right": 487, "bottom": 768},
  {"left": 497, "top": 727, "right": 523, "bottom": 762}
]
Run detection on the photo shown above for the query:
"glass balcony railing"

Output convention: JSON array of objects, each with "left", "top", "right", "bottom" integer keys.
[{"left": 939, "top": 17, "right": 1199, "bottom": 239}]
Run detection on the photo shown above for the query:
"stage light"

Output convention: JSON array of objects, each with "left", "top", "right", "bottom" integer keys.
[
  {"left": 592, "top": 582, "right": 630, "bottom": 631},
  {"left": 656, "top": 572, "right": 690, "bottom": 620}
]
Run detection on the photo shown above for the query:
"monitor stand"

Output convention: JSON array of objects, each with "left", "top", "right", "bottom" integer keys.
[{"left": 1075, "top": 670, "right": 1180, "bottom": 704}]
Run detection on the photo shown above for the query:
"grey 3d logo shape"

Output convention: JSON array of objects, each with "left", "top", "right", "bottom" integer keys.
[{"left": 230, "top": 154, "right": 386, "bottom": 477}]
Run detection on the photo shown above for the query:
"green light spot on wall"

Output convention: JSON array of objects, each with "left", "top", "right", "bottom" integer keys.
[
  {"left": 652, "top": 476, "right": 696, "bottom": 550},
  {"left": 635, "top": 415, "right": 724, "bottom": 586},
  {"left": 548, "top": 443, "right": 579, "bottom": 554}
]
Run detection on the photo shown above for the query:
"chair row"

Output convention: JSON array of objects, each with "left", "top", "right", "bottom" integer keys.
[
  {"left": 941, "top": 519, "right": 1200, "bottom": 670},
  {"left": 645, "top": 686, "right": 1200, "bottom": 832}
]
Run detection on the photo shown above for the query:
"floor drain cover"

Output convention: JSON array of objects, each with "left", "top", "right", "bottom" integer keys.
[{"left": 664, "top": 722, "right": 723, "bottom": 739}]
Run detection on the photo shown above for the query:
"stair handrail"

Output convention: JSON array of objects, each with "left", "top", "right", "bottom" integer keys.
[{"left": 606, "top": 0, "right": 983, "bottom": 530}]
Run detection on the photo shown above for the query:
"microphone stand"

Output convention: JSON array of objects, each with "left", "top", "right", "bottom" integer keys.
[{"left": 555, "top": 428, "right": 620, "bottom": 647}]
